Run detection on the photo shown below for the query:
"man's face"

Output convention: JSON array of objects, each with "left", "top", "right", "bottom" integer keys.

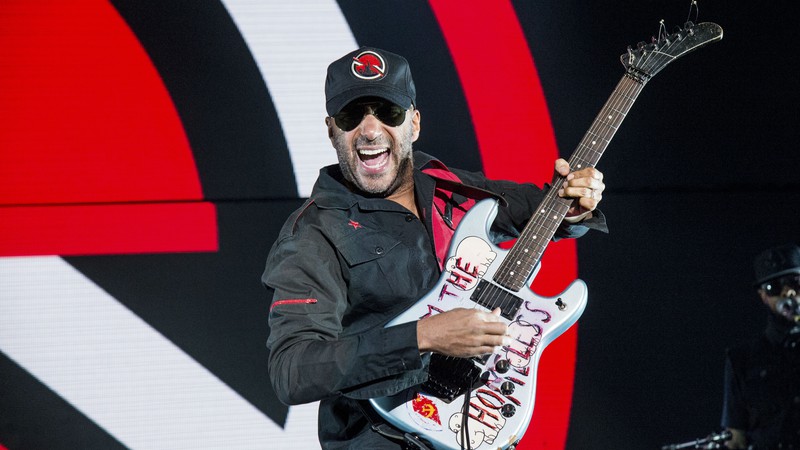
[
  {"left": 327, "top": 97, "right": 420, "bottom": 197},
  {"left": 758, "top": 273, "right": 800, "bottom": 318}
]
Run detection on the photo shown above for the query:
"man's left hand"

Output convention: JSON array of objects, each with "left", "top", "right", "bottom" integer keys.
[{"left": 554, "top": 158, "right": 604, "bottom": 219}]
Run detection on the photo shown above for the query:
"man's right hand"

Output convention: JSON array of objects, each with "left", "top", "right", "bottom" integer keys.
[{"left": 416, "top": 307, "right": 509, "bottom": 358}]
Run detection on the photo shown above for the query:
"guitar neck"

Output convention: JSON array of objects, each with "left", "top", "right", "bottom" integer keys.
[{"left": 492, "top": 74, "right": 645, "bottom": 293}]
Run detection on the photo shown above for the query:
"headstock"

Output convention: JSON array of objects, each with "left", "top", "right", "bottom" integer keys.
[{"left": 621, "top": 21, "right": 723, "bottom": 82}]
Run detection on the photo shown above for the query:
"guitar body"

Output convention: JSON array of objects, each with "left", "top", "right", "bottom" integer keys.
[{"left": 369, "top": 199, "right": 587, "bottom": 450}]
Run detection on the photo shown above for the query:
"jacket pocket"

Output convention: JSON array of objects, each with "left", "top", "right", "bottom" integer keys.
[
  {"left": 336, "top": 230, "right": 401, "bottom": 267},
  {"left": 334, "top": 231, "right": 412, "bottom": 316}
]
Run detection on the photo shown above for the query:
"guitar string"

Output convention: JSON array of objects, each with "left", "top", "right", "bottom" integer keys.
[
  {"left": 424, "top": 32, "right": 701, "bottom": 449},
  {"left": 442, "top": 28, "right": 692, "bottom": 444},
  {"left": 502, "top": 76, "right": 636, "bottom": 286},
  {"left": 488, "top": 22, "right": 701, "bottom": 303},
  {"left": 441, "top": 41, "right": 668, "bottom": 440},
  {"left": 463, "top": 26, "right": 678, "bottom": 344},
  {"left": 492, "top": 74, "right": 642, "bottom": 293},
  {"left": 486, "top": 26, "right": 689, "bottom": 296},
  {"left": 483, "top": 76, "right": 634, "bottom": 297},
  {"left": 467, "top": 75, "right": 643, "bottom": 338},
  {"left": 446, "top": 77, "right": 646, "bottom": 436},
  {"left": 463, "top": 40, "right": 671, "bottom": 320},
  {"left": 474, "top": 28, "right": 689, "bottom": 353}
]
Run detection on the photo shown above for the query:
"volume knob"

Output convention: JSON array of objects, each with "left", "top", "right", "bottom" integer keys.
[
  {"left": 495, "top": 359, "right": 510, "bottom": 374},
  {"left": 501, "top": 404, "right": 516, "bottom": 418}
]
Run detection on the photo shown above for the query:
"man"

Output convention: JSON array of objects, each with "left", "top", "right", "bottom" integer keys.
[
  {"left": 722, "top": 243, "right": 800, "bottom": 449},
  {"left": 263, "top": 47, "right": 608, "bottom": 449}
]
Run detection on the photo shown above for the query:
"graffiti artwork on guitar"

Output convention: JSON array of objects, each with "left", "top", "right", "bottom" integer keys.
[{"left": 369, "top": 20, "right": 723, "bottom": 450}]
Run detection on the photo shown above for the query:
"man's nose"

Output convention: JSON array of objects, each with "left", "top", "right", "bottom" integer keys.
[{"left": 358, "top": 112, "right": 383, "bottom": 140}]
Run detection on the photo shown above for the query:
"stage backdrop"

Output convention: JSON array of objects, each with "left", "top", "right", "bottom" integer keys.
[{"left": 2, "top": 1, "right": 799, "bottom": 449}]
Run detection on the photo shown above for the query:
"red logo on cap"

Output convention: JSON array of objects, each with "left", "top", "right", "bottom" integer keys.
[{"left": 351, "top": 51, "right": 386, "bottom": 80}]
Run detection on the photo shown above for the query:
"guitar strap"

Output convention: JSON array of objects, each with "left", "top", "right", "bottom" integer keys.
[
  {"left": 425, "top": 174, "right": 509, "bottom": 209},
  {"left": 423, "top": 170, "right": 508, "bottom": 270},
  {"left": 354, "top": 400, "right": 434, "bottom": 450}
]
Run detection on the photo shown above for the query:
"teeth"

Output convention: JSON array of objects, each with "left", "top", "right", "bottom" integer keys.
[{"left": 358, "top": 148, "right": 387, "bottom": 156}]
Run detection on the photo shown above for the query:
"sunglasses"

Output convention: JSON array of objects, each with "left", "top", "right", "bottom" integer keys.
[
  {"left": 761, "top": 274, "right": 800, "bottom": 296},
  {"left": 332, "top": 100, "right": 407, "bottom": 132}
]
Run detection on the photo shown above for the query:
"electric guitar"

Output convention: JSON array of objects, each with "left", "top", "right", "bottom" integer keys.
[{"left": 370, "top": 20, "right": 723, "bottom": 450}]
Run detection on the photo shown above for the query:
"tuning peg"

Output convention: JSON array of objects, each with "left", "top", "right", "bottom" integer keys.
[
  {"left": 637, "top": 41, "right": 647, "bottom": 51},
  {"left": 625, "top": 45, "right": 636, "bottom": 62},
  {"left": 683, "top": 21, "right": 696, "bottom": 35}
]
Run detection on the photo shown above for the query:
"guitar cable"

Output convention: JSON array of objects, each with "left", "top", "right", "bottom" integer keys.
[
  {"left": 460, "top": 378, "right": 473, "bottom": 450},
  {"left": 355, "top": 400, "right": 434, "bottom": 450}
]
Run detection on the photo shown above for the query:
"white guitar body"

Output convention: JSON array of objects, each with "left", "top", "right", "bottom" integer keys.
[{"left": 369, "top": 199, "right": 587, "bottom": 450}]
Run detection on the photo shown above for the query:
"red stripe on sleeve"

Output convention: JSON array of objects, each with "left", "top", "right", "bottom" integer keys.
[{"left": 270, "top": 299, "right": 318, "bottom": 311}]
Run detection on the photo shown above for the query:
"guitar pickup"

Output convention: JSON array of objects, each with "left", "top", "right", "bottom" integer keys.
[{"left": 471, "top": 280, "right": 523, "bottom": 320}]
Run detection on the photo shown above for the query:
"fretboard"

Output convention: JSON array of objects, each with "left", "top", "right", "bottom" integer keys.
[{"left": 491, "top": 74, "right": 645, "bottom": 293}]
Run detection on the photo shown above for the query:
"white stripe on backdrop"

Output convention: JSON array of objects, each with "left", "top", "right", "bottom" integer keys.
[
  {"left": 0, "top": 256, "right": 320, "bottom": 449},
  {"left": 220, "top": 0, "right": 359, "bottom": 197}
]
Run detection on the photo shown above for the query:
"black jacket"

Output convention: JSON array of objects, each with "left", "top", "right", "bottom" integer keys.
[
  {"left": 263, "top": 151, "right": 607, "bottom": 449},
  {"left": 722, "top": 314, "right": 800, "bottom": 449}
]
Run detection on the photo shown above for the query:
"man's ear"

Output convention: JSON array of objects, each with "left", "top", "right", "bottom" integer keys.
[
  {"left": 325, "top": 117, "right": 334, "bottom": 139},
  {"left": 410, "top": 109, "right": 421, "bottom": 142}
]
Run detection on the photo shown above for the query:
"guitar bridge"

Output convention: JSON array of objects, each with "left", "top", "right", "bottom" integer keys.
[{"left": 422, "top": 353, "right": 485, "bottom": 402}]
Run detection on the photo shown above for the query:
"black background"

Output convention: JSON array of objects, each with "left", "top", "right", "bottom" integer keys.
[{"left": 519, "top": 1, "right": 800, "bottom": 448}]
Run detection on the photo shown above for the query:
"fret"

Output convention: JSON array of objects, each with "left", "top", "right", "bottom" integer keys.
[
  {"left": 577, "top": 140, "right": 605, "bottom": 153},
  {"left": 578, "top": 138, "right": 605, "bottom": 150},
  {"left": 608, "top": 105, "right": 629, "bottom": 114},
  {"left": 613, "top": 90, "right": 637, "bottom": 102},
  {"left": 569, "top": 154, "right": 593, "bottom": 170},
  {"left": 583, "top": 130, "right": 611, "bottom": 145},
  {"left": 575, "top": 147, "right": 602, "bottom": 163},
  {"left": 596, "top": 119, "right": 619, "bottom": 131},
  {"left": 605, "top": 111, "right": 627, "bottom": 126}
]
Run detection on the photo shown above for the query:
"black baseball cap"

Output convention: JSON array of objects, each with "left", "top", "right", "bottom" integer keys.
[
  {"left": 324, "top": 46, "right": 416, "bottom": 116},
  {"left": 753, "top": 243, "right": 800, "bottom": 285}
]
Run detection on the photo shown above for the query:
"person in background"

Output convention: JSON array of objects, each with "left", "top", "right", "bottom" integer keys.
[{"left": 722, "top": 243, "right": 800, "bottom": 449}]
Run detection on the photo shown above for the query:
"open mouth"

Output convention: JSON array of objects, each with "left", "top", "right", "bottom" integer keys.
[{"left": 358, "top": 147, "right": 390, "bottom": 173}]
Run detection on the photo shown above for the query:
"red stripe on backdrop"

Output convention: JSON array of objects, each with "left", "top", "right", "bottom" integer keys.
[
  {"left": 429, "top": 1, "right": 579, "bottom": 449},
  {"left": 0, "top": 202, "right": 218, "bottom": 257},
  {"left": 0, "top": 1, "right": 217, "bottom": 256},
  {"left": 0, "top": 1, "right": 202, "bottom": 206}
]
